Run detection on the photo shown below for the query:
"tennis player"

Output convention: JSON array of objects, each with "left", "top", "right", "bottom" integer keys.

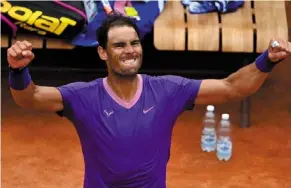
[{"left": 7, "top": 13, "right": 291, "bottom": 188}]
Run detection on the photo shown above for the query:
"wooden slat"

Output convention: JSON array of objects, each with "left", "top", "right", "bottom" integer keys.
[
  {"left": 46, "top": 38, "right": 74, "bottom": 49},
  {"left": 254, "top": 1, "right": 288, "bottom": 53},
  {"left": 154, "top": 1, "right": 185, "bottom": 50},
  {"left": 1, "top": 35, "right": 9, "bottom": 48},
  {"left": 11, "top": 35, "right": 44, "bottom": 49},
  {"left": 9, "top": 34, "right": 74, "bottom": 49},
  {"left": 221, "top": 1, "right": 253, "bottom": 52},
  {"left": 187, "top": 10, "right": 219, "bottom": 51}
]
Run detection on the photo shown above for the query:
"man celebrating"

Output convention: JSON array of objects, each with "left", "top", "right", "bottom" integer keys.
[{"left": 7, "top": 13, "right": 291, "bottom": 187}]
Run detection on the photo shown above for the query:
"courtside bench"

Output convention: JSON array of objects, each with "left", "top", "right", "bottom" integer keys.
[
  {"left": 1, "top": 34, "right": 74, "bottom": 50},
  {"left": 153, "top": 1, "right": 288, "bottom": 128},
  {"left": 1, "top": 1, "right": 288, "bottom": 127}
]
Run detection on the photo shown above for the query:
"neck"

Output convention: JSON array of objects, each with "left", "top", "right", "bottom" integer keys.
[{"left": 107, "top": 73, "right": 139, "bottom": 102}]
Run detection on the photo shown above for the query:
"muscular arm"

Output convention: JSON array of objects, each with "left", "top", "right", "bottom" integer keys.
[
  {"left": 10, "top": 81, "right": 64, "bottom": 112},
  {"left": 195, "top": 39, "right": 291, "bottom": 105},
  {"left": 7, "top": 40, "right": 64, "bottom": 113},
  {"left": 195, "top": 62, "right": 268, "bottom": 104}
]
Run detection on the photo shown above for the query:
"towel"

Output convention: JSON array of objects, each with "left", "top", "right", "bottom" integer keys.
[
  {"left": 70, "top": 0, "right": 166, "bottom": 47},
  {"left": 182, "top": 0, "right": 244, "bottom": 14}
]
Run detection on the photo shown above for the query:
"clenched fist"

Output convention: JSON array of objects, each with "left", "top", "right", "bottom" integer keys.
[
  {"left": 268, "top": 38, "right": 291, "bottom": 62},
  {"left": 7, "top": 41, "right": 35, "bottom": 69}
]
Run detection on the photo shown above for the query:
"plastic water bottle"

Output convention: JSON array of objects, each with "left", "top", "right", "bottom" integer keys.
[
  {"left": 201, "top": 105, "right": 217, "bottom": 152},
  {"left": 216, "top": 114, "right": 232, "bottom": 161}
]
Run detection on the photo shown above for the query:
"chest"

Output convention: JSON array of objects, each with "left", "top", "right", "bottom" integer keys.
[
  {"left": 73, "top": 88, "right": 173, "bottom": 142},
  {"left": 98, "top": 92, "right": 167, "bottom": 139}
]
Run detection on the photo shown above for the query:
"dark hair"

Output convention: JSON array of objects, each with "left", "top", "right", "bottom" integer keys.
[{"left": 96, "top": 12, "right": 140, "bottom": 49}]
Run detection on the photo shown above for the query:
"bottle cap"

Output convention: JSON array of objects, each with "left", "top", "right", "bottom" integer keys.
[
  {"left": 222, "top": 113, "right": 230, "bottom": 120},
  {"left": 206, "top": 105, "right": 215, "bottom": 112}
]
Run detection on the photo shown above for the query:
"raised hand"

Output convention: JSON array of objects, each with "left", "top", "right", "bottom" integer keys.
[
  {"left": 7, "top": 41, "right": 35, "bottom": 69},
  {"left": 268, "top": 38, "right": 291, "bottom": 62}
]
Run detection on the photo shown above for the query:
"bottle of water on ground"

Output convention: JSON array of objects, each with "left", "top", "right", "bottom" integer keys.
[
  {"left": 216, "top": 113, "right": 232, "bottom": 161},
  {"left": 201, "top": 105, "right": 217, "bottom": 152}
]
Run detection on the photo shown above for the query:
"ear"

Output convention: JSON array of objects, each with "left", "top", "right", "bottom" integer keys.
[{"left": 97, "top": 46, "right": 108, "bottom": 61}]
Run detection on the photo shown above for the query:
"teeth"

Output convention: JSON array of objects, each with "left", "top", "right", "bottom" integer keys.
[
  {"left": 122, "top": 58, "right": 136, "bottom": 65},
  {"left": 126, "top": 59, "right": 134, "bottom": 64}
]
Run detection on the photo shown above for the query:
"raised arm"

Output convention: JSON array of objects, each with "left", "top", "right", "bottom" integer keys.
[
  {"left": 8, "top": 41, "right": 63, "bottom": 112},
  {"left": 195, "top": 38, "right": 291, "bottom": 105}
]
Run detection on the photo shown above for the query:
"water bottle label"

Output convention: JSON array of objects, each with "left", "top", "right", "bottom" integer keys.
[
  {"left": 201, "top": 134, "right": 216, "bottom": 145},
  {"left": 201, "top": 133, "right": 216, "bottom": 152},
  {"left": 217, "top": 139, "right": 232, "bottom": 154}
]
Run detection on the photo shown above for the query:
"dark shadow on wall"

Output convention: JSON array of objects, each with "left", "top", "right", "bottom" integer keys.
[
  {"left": 1, "top": 2, "right": 290, "bottom": 81},
  {"left": 1, "top": 30, "right": 254, "bottom": 81}
]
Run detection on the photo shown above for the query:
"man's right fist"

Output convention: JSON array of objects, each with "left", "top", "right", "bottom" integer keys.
[{"left": 7, "top": 41, "right": 35, "bottom": 69}]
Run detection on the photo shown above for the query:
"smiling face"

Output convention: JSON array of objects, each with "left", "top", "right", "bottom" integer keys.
[{"left": 98, "top": 26, "right": 143, "bottom": 77}]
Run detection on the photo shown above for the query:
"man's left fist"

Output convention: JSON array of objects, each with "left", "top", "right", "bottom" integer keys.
[{"left": 268, "top": 38, "right": 291, "bottom": 62}]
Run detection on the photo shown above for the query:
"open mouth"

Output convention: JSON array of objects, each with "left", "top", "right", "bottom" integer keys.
[{"left": 121, "top": 58, "right": 138, "bottom": 66}]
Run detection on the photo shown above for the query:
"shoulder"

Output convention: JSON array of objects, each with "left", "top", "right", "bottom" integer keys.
[
  {"left": 57, "top": 78, "right": 103, "bottom": 93},
  {"left": 143, "top": 74, "right": 192, "bottom": 85}
]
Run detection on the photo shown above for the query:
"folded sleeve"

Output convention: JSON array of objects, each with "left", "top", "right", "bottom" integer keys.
[
  {"left": 159, "top": 75, "right": 202, "bottom": 113},
  {"left": 56, "top": 82, "right": 87, "bottom": 119}
]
